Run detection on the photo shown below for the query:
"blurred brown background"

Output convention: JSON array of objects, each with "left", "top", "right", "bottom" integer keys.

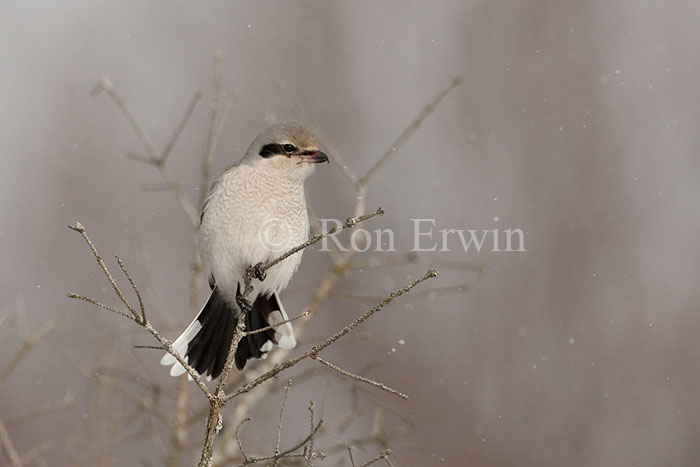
[{"left": 2, "top": 1, "right": 700, "bottom": 466}]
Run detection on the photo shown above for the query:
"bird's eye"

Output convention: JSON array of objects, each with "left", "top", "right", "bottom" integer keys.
[{"left": 283, "top": 144, "right": 296, "bottom": 153}]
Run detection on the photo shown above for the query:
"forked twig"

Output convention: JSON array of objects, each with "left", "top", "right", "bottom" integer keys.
[
  {"left": 272, "top": 380, "right": 293, "bottom": 467},
  {"left": 91, "top": 77, "right": 199, "bottom": 225},
  {"left": 66, "top": 223, "right": 212, "bottom": 399},
  {"left": 225, "top": 269, "right": 438, "bottom": 402}
]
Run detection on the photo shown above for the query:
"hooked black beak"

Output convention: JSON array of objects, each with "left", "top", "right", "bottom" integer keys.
[{"left": 297, "top": 150, "right": 329, "bottom": 164}]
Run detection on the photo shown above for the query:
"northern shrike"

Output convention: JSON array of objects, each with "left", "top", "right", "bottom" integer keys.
[{"left": 160, "top": 121, "right": 328, "bottom": 379}]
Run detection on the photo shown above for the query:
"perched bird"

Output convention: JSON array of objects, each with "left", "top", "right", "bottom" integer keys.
[{"left": 160, "top": 121, "right": 328, "bottom": 379}]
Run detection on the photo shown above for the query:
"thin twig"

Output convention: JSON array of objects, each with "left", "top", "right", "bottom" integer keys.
[
  {"left": 349, "top": 252, "right": 486, "bottom": 274},
  {"left": 331, "top": 283, "right": 469, "bottom": 304},
  {"left": 93, "top": 376, "right": 170, "bottom": 424},
  {"left": 124, "top": 152, "right": 153, "bottom": 164},
  {"left": 252, "top": 207, "right": 386, "bottom": 279},
  {"left": 243, "top": 309, "right": 310, "bottom": 337},
  {"left": 0, "top": 419, "right": 22, "bottom": 467},
  {"left": 4, "top": 392, "right": 74, "bottom": 427},
  {"left": 306, "top": 401, "right": 317, "bottom": 466},
  {"left": 91, "top": 77, "right": 199, "bottom": 225},
  {"left": 67, "top": 223, "right": 213, "bottom": 399},
  {"left": 235, "top": 417, "right": 252, "bottom": 463},
  {"left": 315, "top": 357, "right": 408, "bottom": 400},
  {"left": 239, "top": 419, "right": 324, "bottom": 466},
  {"left": 359, "top": 76, "right": 463, "bottom": 185},
  {"left": 162, "top": 90, "right": 203, "bottom": 161},
  {"left": 293, "top": 104, "right": 359, "bottom": 183},
  {"left": 225, "top": 269, "right": 438, "bottom": 402},
  {"left": 66, "top": 294, "right": 135, "bottom": 320},
  {"left": 116, "top": 255, "right": 146, "bottom": 322},
  {"left": 0, "top": 314, "right": 64, "bottom": 384},
  {"left": 272, "top": 380, "right": 293, "bottom": 467},
  {"left": 139, "top": 182, "right": 173, "bottom": 192},
  {"left": 209, "top": 93, "right": 238, "bottom": 173},
  {"left": 359, "top": 449, "right": 393, "bottom": 467},
  {"left": 348, "top": 447, "right": 357, "bottom": 467},
  {"left": 132, "top": 345, "right": 166, "bottom": 350},
  {"left": 68, "top": 222, "right": 138, "bottom": 319},
  {"left": 17, "top": 441, "right": 53, "bottom": 467},
  {"left": 199, "top": 51, "right": 224, "bottom": 212},
  {"left": 143, "top": 320, "right": 213, "bottom": 399}
]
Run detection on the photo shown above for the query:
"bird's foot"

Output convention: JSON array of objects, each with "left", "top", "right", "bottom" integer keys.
[
  {"left": 252, "top": 262, "right": 267, "bottom": 282},
  {"left": 236, "top": 289, "right": 253, "bottom": 314}
]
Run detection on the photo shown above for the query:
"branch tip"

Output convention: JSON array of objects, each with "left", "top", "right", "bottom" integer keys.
[
  {"left": 67, "top": 222, "right": 84, "bottom": 232},
  {"left": 90, "top": 76, "right": 113, "bottom": 98}
]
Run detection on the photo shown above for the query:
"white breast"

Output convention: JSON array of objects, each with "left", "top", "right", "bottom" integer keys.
[{"left": 198, "top": 163, "right": 309, "bottom": 305}]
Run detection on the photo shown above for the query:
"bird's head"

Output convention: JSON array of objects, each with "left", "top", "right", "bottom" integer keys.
[{"left": 243, "top": 120, "right": 329, "bottom": 181}]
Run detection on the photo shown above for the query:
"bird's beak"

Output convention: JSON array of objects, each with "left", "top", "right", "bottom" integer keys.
[{"left": 297, "top": 150, "right": 329, "bottom": 164}]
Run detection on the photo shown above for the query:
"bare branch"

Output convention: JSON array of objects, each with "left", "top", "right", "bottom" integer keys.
[
  {"left": 139, "top": 181, "right": 173, "bottom": 192},
  {"left": 17, "top": 441, "right": 53, "bottom": 467},
  {"left": 199, "top": 311, "right": 247, "bottom": 466},
  {"left": 93, "top": 375, "right": 170, "bottom": 424},
  {"left": 0, "top": 419, "right": 22, "bottom": 467},
  {"left": 144, "top": 321, "right": 213, "bottom": 399},
  {"left": 124, "top": 151, "right": 153, "bottom": 164},
  {"left": 162, "top": 90, "right": 203, "bottom": 161},
  {"left": 66, "top": 293, "right": 135, "bottom": 320},
  {"left": 307, "top": 269, "right": 438, "bottom": 356},
  {"left": 331, "top": 283, "right": 470, "bottom": 304},
  {"left": 359, "top": 449, "right": 393, "bottom": 467},
  {"left": 243, "top": 309, "right": 310, "bottom": 337},
  {"left": 199, "top": 50, "right": 224, "bottom": 212},
  {"left": 208, "top": 93, "right": 237, "bottom": 172},
  {"left": 67, "top": 223, "right": 213, "bottom": 399},
  {"left": 0, "top": 314, "right": 63, "bottom": 384},
  {"left": 349, "top": 251, "right": 486, "bottom": 275},
  {"left": 91, "top": 77, "right": 199, "bottom": 225},
  {"left": 251, "top": 207, "right": 386, "bottom": 280},
  {"left": 225, "top": 268, "right": 438, "bottom": 402},
  {"left": 315, "top": 357, "right": 408, "bottom": 400},
  {"left": 306, "top": 400, "right": 317, "bottom": 466},
  {"left": 230, "top": 417, "right": 324, "bottom": 466},
  {"left": 359, "top": 76, "right": 463, "bottom": 185},
  {"left": 348, "top": 447, "right": 357, "bottom": 467},
  {"left": 235, "top": 417, "right": 252, "bottom": 463},
  {"left": 293, "top": 104, "right": 359, "bottom": 183},
  {"left": 4, "top": 392, "right": 74, "bottom": 427},
  {"left": 168, "top": 377, "right": 190, "bottom": 467},
  {"left": 116, "top": 255, "right": 146, "bottom": 322},
  {"left": 272, "top": 380, "right": 293, "bottom": 467},
  {"left": 68, "top": 222, "right": 139, "bottom": 319}
]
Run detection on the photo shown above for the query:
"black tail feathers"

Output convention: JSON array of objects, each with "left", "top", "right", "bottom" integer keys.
[{"left": 179, "top": 288, "right": 289, "bottom": 379}]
